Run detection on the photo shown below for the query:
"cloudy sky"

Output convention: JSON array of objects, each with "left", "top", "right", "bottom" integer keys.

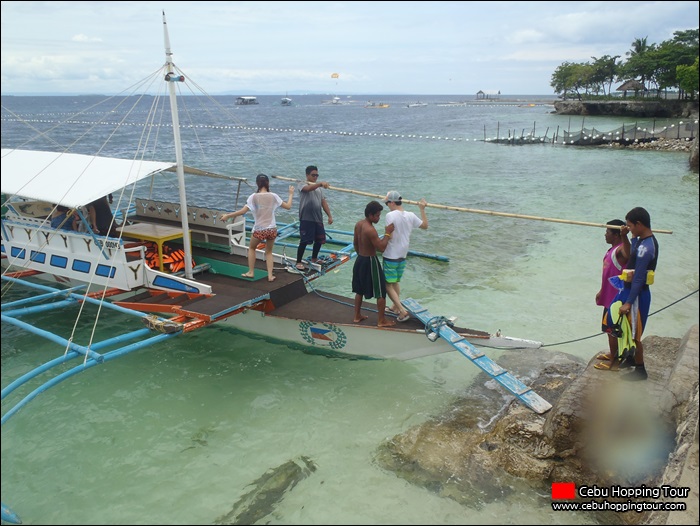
[{"left": 1, "top": 1, "right": 698, "bottom": 96}]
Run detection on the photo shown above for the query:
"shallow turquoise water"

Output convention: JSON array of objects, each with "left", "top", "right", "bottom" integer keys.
[{"left": 2, "top": 94, "right": 698, "bottom": 524}]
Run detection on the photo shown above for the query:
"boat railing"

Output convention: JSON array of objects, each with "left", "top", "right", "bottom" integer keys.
[{"left": 131, "top": 198, "right": 245, "bottom": 252}]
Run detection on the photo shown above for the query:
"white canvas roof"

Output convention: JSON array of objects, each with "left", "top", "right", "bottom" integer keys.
[{"left": 1, "top": 149, "right": 176, "bottom": 209}]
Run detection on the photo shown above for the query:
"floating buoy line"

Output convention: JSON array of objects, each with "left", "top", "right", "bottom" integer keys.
[
  {"left": 2, "top": 115, "right": 696, "bottom": 145},
  {"left": 0, "top": 115, "right": 493, "bottom": 142}
]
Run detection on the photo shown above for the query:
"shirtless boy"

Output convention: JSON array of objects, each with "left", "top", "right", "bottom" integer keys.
[{"left": 352, "top": 201, "right": 395, "bottom": 327}]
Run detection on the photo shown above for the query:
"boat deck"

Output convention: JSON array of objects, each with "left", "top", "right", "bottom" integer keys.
[{"left": 120, "top": 245, "right": 489, "bottom": 338}]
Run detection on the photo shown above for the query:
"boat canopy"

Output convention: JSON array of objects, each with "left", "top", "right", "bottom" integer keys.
[{"left": 1, "top": 149, "right": 176, "bottom": 209}]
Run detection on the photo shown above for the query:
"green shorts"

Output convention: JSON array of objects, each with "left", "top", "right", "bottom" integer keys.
[{"left": 382, "top": 258, "right": 406, "bottom": 284}]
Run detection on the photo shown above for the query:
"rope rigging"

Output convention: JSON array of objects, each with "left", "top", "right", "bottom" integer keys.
[{"left": 541, "top": 288, "right": 699, "bottom": 348}]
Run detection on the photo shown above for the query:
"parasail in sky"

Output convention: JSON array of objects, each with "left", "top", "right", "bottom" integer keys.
[{"left": 331, "top": 73, "right": 339, "bottom": 79}]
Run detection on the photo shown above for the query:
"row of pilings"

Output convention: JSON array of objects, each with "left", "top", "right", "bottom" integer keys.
[{"left": 486, "top": 117, "right": 698, "bottom": 146}]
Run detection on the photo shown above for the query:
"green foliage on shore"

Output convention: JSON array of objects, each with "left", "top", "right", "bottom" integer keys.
[{"left": 551, "top": 29, "right": 699, "bottom": 101}]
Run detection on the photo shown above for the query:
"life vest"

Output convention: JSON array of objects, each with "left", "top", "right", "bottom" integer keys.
[
  {"left": 166, "top": 247, "right": 187, "bottom": 273},
  {"left": 144, "top": 242, "right": 160, "bottom": 269},
  {"left": 143, "top": 242, "right": 194, "bottom": 272}
]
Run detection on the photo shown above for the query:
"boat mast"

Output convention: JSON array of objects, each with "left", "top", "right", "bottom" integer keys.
[{"left": 162, "top": 11, "right": 194, "bottom": 279}]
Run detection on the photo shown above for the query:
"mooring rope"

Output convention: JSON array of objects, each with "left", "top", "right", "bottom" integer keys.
[{"left": 541, "top": 289, "right": 699, "bottom": 348}]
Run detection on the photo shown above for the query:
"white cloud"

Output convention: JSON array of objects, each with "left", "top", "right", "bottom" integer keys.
[
  {"left": 1, "top": 1, "right": 697, "bottom": 95},
  {"left": 71, "top": 34, "right": 103, "bottom": 43},
  {"left": 506, "top": 30, "right": 547, "bottom": 45}
]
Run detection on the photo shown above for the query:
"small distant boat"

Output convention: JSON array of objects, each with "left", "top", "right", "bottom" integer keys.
[
  {"left": 321, "top": 96, "right": 344, "bottom": 105},
  {"left": 235, "top": 96, "right": 259, "bottom": 105},
  {"left": 280, "top": 96, "right": 293, "bottom": 106},
  {"left": 406, "top": 101, "right": 427, "bottom": 108},
  {"left": 365, "top": 101, "right": 390, "bottom": 108}
]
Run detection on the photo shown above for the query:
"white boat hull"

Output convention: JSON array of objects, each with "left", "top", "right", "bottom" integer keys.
[{"left": 221, "top": 309, "right": 540, "bottom": 361}]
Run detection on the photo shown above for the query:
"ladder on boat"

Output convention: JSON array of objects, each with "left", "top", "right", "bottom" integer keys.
[{"left": 402, "top": 298, "right": 552, "bottom": 414}]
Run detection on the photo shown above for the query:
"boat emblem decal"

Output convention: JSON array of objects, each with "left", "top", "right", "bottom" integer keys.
[{"left": 299, "top": 321, "right": 347, "bottom": 350}]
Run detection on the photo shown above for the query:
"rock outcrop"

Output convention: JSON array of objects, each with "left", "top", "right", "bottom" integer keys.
[
  {"left": 376, "top": 325, "right": 699, "bottom": 525},
  {"left": 690, "top": 135, "right": 699, "bottom": 173},
  {"left": 553, "top": 100, "right": 699, "bottom": 118}
]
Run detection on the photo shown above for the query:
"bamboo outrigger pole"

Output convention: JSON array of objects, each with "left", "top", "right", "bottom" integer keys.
[{"left": 271, "top": 175, "right": 673, "bottom": 235}]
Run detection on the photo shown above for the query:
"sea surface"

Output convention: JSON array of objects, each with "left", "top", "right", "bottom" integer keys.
[{"left": 2, "top": 93, "right": 699, "bottom": 525}]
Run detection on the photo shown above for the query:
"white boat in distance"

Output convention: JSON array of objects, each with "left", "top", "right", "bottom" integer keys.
[
  {"left": 406, "top": 101, "right": 428, "bottom": 108},
  {"left": 235, "top": 96, "right": 259, "bottom": 105},
  {"left": 281, "top": 96, "right": 293, "bottom": 106},
  {"left": 322, "top": 96, "right": 344, "bottom": 105}
]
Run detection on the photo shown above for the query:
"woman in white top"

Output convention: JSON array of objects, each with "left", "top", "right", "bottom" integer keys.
[{"left": 221, "top": 174, "right": 294, "bottom": 282}]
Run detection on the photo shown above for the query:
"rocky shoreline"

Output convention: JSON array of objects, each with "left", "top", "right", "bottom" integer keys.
[
  {"left": 551, "top": 100, "right": 699, "bottom": 170},
  {"left": 616, "top": 137, "right": 695, "bottom": 152},
  {"left": 553, "top": 100, "right": 699, "bottom": 119},
  {"left": 601, "top": 136, "right": 699, "bottom": 172},
  {"left": 376, "top": 326, "right": 699, "bottom": 525}
]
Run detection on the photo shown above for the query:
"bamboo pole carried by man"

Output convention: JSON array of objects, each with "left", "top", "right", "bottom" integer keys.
[{"left": 271, "top": 174, "right": 672, "bottom": 234}]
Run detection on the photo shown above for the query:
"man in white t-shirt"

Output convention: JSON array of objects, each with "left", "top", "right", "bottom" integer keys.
[{"left": 382, "top": 191, "right": 428, "bottom": 322}]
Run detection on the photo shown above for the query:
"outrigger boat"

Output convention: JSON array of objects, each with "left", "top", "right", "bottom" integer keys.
[
  {"left": 1, "top": 13, "right": 549, "bottom": 523},
  {"left": 1, "top": 148, "right": 541, "bottom": 360}
]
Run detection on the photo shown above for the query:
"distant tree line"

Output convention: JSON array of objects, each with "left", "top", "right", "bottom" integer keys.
[{"left": 550, "top": 29, "right": 698, "bottom": 100}]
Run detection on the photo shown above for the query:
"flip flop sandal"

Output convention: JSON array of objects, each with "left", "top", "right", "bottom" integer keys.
[
  {"left": 397, "top": 313, "right": 410, "bottom": 322},
  {"left": 287, "top": 264, "right": 307, "bottom": 274},
  {"left": 594, "top": 361, "right": 619, "bottom": 371},
  {"left": 595, "top": 353, "right": 612, "bottom": 361}
]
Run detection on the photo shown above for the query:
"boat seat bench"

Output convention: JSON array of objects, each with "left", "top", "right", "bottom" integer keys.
[{"left": 125, "top": 198, "right": 245, "bottom": 252}]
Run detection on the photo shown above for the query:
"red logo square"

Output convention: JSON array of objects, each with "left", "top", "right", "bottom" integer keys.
[{"left": 551, "top": 482, "right": 576, "bottom": 499}]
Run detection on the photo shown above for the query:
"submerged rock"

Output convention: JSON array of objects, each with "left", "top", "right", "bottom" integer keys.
[
  {"left": 375, "top": 349, "right": 584, "bottom": 508},
  {"left": 214, "top": 456, "right": 317, "bottom": 525}
]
